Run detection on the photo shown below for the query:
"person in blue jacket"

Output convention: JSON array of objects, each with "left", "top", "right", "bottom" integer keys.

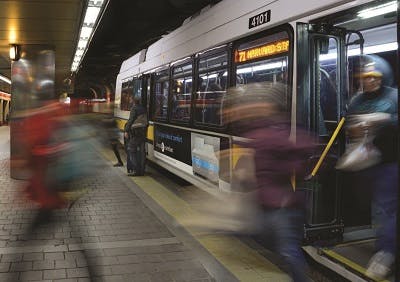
[{"left": 345, "top": 54, "right": 397, "bottom": 280}]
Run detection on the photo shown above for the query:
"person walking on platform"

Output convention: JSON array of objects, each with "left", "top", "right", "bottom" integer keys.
[
  {"left": 103, "top": 114, "right": 124, "bottom": 167},
  {"left": 124, "top": 95, "right": 147, "bottom": 176},
  {"left": 224, "top": 82, "right": 314, "bottom": 282},
  {"left": 339, "top": 54, "right": 398, "bottom": 280}
]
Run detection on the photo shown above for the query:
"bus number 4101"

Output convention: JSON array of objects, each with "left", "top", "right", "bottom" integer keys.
[{"left": 249, "top": 10, "right": 271, "bottom": 29}]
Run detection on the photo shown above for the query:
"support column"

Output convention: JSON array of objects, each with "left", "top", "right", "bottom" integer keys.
[
  {"left": 10, "top": 45, "right": 55, "bottom": 179},
  {"left": 0, "top": 99, "right": 3, "bottom": 125}
]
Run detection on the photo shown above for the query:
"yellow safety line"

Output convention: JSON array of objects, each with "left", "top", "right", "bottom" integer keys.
[
  {"left": 311, "top": 117, "right": 345, "bottom": 177},
  {"left": 132, "top": 176, "right": 290, "bottom": 282},
  {"left": 321, "top": 249, "right": 390, "bottom": 282}
]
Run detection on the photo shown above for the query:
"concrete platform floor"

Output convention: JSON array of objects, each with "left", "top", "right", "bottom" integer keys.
[{"left": 0, "top": 124, "right": 289, "bottom": 282}]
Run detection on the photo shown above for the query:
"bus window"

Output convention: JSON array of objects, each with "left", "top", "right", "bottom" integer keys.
[
  {"left": 153, "top": 69, "right": 169, "bottom": 120},
  {"left": 133, "top": 78, "right": 142, "bottom": 104},
  {"left": 120, "top": 79, "right": 133, "bottom": 111},
  {"left": 171, "top": 61, "right": 193, "bottom": 123},
  {"left": 195, "top": 51, "right": 228, "bottom": 126},
  {"left": 234, "top": 31, "right": 291, "bottom": 110},
  {"left": 317, "top": 37, "right": 339, "bottom": 139},
  {"left": 146, "top": 76, "right": 151, "bottom": 117}
]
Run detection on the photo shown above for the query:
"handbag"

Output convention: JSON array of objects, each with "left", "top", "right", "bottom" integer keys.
[
  {"left": 335, "top": 113, "right": 390, "bottom": 172},
  {"left": 335, "top": 137, "right": 381, "bottom": 171}
]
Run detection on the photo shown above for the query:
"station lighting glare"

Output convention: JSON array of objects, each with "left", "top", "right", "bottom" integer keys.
[
  {"left": 71, "top": 0, "right": 107, "bottom": 72},
  {"left": 9, "top": 44, "right": 20, "bottom": 61},
  {"left": 0, "top": 74, "right": 11, "bottom": 84},
  {"left": 357, "top": 1, "right": 397, "bottom": 19}
]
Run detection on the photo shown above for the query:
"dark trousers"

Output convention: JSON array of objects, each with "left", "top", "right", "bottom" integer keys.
[
  {"left": 132, "top": 142, "right": 146, "bottom": 175},
  {"left": 126, "top": 140, "right": 145, "bottom": 175},
  {"left": 359, "top": 163, "right": 398, "bottom": 255},
  {"left": 257, "top": 208, "right": 309, "bottom": 282},
  {"left": 111, "top": 141, "right": 123, "bottom": 164}
]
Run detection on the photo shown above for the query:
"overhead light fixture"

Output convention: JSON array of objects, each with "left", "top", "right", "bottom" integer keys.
[
  {"left": 358, "top": 1, "right": 397, "bottom": 19},
  {"left": 84, "top": 6, "right": 101, "bottom": 26},
  {"left": 78, "top": 39, "right": 88, "bottom": 49},
  {"left": 71, "top": 0, "right": 108, "bottom": 72},
  {"left": 9, "top": 44, "right": 20, "bottom": 61}
]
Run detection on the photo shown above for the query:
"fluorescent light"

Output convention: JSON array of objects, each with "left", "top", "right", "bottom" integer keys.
[
  {"left": 319, "top": 42, "right": 398, "bottom": 61},
  {"left": 78, "top": 39, "right": 88, "bottom": 49},
  {"left": 75, "top": 49, "right": 84, "bottom": 56},
  {"left": 237, "top": 61, "right": 286, "bottom": 74},
  {"left": 350, "top": 42, "right": 398, "bottom": 55},
  {"left": 83, "top": 6, "right": 100, "bottom": 26},
  {"left": 358, "top": 1, "right": 397, "bottom": 19},
  {"left": 253, "top": 61, "right": 285, "bottom": 72},
  {"left": 80, "top": 27, "right": 93, "bottom": 39},
  {"left": 201, "top": 74, "right": 218, "bottom": 79},
  {"left": 0, "top": 75, "right": 11, "bottom": 84},
  {"left": 89, "top": 0, "right": 104, "bottom": 6},
  {"left": 177, "top": 78, "right": 193, "bottom": 83},
  {"left": 71, "top": 0, "right": 107, "bottom": 72}
]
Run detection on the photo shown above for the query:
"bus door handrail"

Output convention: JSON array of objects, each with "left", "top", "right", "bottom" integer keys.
[{"left": 305, "top": 117, "right": 345, "bottom": 180}]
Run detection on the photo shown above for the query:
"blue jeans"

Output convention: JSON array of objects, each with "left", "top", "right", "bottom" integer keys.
[
  {"left": 370, "top": 163, "right": 398, "bottom": 255},
  {"left": 126, "top": 141, "right": 145, "bottom": 175},
  {"left": 131, "top": 142, "right": 145, "bottom": 175},
  {"left": 354, "top": 163, "right": 398, "bottom": 255},
  {"left": 257, "top": 208, "right": 308, "bottom": 282},
  {"left": 124, "top": 137, "right": 133, "bottom": 172}
]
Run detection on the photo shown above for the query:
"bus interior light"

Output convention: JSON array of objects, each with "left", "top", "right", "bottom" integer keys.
[
  {"left": 357, "top": 1, "right": 397, "bottom": 19},
  {"left": 319, "top": 42, "right": 398, "bottom": 61}
]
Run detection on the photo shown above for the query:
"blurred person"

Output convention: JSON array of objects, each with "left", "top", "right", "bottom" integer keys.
[
  {"left": 23, "top": 100, "right": 68, "bottom": 211},
  {"left": 124, "top": 96, "right": 147, "bottom": 176},
  {"left": 224, "top": 82, "right": 314, "bottom": 282},
  {"left": 102, "top": 114, "right": 124, "bottom": 167},
  {"left": 14, "top": 98, "right": 98, "bottom": 281},
  {"left": 340, "top": 54, "right": 397, "bottom": 280}
]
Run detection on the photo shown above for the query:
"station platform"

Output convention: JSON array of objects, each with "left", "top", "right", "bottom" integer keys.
[{"left": 0, "top": 125, "right": 291, "bottom": 282}]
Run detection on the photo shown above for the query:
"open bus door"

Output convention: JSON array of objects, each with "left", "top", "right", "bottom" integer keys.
[{"left": 297, "top": 23, "right": 350, "bottom": 243}]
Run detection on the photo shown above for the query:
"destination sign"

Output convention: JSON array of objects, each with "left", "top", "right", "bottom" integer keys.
[{"left": 235, "top": 39, "right": 289, "bottom": 63}]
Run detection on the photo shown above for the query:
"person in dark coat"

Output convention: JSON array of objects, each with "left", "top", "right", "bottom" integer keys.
[
  {"left": 124, "top": 96, "right": 147, "bottom": 176},
  {"left": 225, "top": 82, "right": 314, "bottom": 282}
]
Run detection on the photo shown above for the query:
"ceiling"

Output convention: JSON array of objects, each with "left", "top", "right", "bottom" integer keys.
[
  {"left": 0, "top": 0, "right": 84, "bottom": 94},
  {"left": 0, "top": 0, "right": 220, "bottom": 98},
  {"left": 75, "top": 0, "right": 221, "bottom": 98}
]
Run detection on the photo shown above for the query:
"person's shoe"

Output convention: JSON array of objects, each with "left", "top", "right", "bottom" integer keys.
[
  {"left": 127, "top": 171, "right": 137, "bottom": 176},
  {"left": 113, "top": 162, "right": 123, "bottom": 167},
  {"left": 365, "top": 250, "right": 394, "bottom": 280}
]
